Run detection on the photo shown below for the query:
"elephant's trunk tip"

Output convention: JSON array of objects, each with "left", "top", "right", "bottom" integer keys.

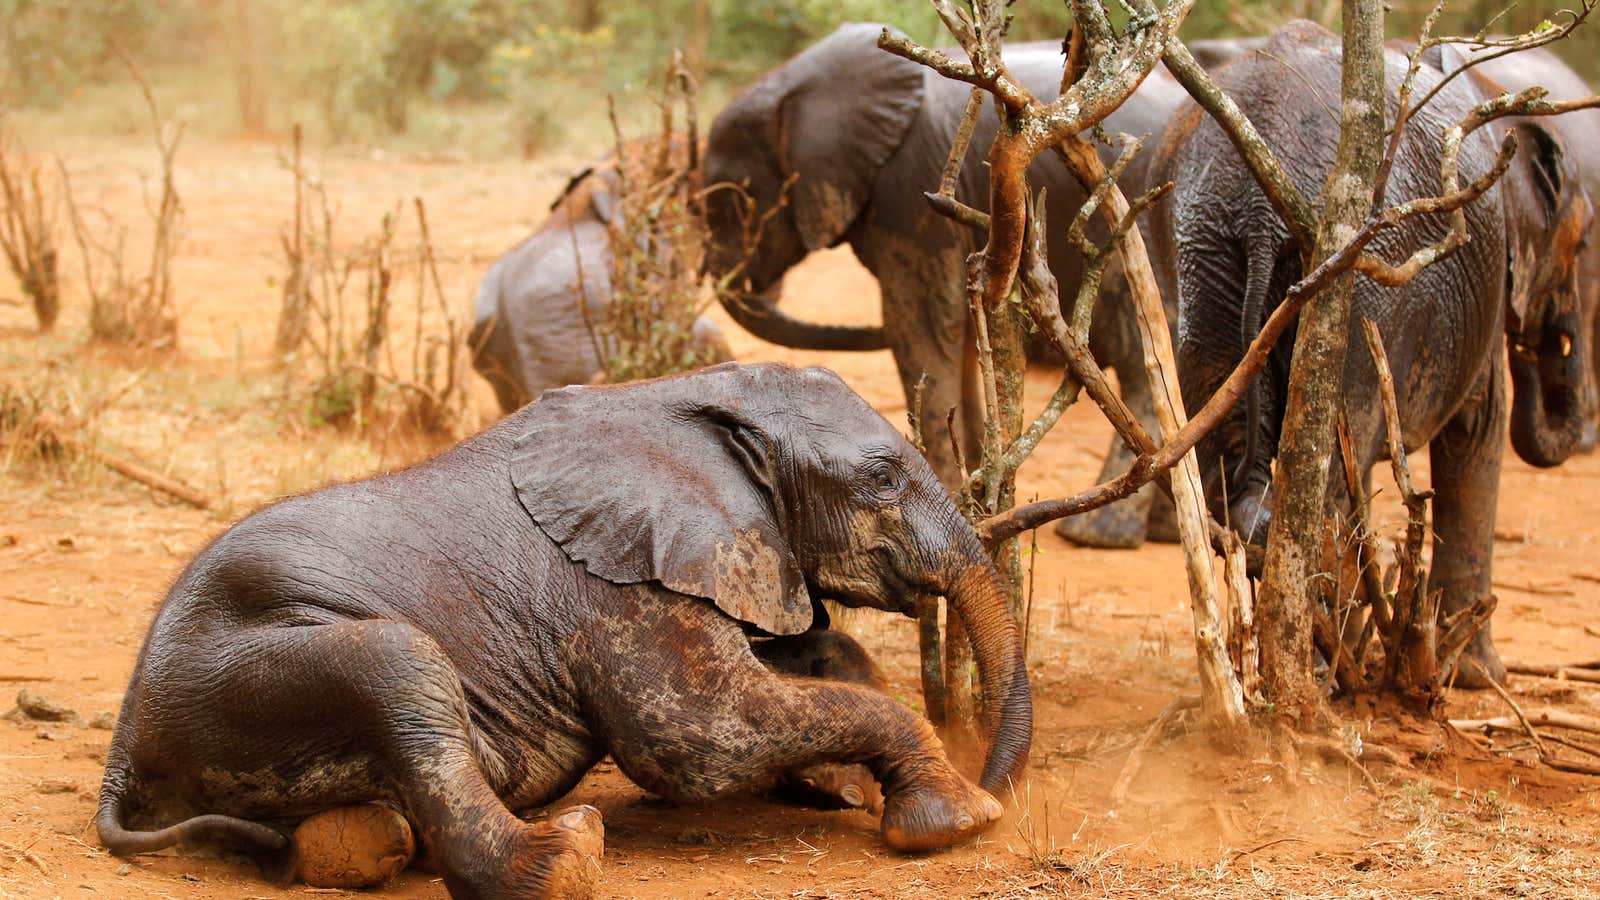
[{"left": 944, "top": 563, "right": 1033, "bottom": 795}]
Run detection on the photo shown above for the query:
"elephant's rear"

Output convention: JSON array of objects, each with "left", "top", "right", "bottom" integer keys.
[
  {"left": 1153, "top": 21, "right": 1506, "bottom": 526},
  {"left": 97, "top": 425, "right": 540, "bottom": 859}
]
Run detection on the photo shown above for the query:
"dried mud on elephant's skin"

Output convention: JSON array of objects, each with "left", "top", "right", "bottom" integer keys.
[{"left": 4, "top": 129, "right": 1600, "bottom": 899}]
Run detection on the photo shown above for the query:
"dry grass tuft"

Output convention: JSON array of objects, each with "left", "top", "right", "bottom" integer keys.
[
  {"left": 0, "top": 126, "right": 60, "bottom": 332},
  {"left": 588, "top": 52, "right": 723, "bottom": 384},
  {"left": 272, "top": 150, "right": 471, "bottom": 439},
  {"left": 61, "top": 56, "right": 183, "bottom": 351}
]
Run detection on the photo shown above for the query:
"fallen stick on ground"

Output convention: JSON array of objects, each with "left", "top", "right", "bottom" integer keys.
[
  {"left": 1108, "top": 696, "right": 1194, "bottom": 810},
  {"left": 1491, "top": 580, "right": 1575, "bottom": 597},
  {"left": 80, "top": 439, "right": 213, "bottom": 510},
  {"left": 1, "top": 594, "right": 69, "bottom": 608},
  {"left": 1455, "top": 675, "right": 1600, "bottom": 778},
  {"left": 1451, "top": 708, "right": 1600, "bottom": 735},
  {"left": 1505, "top": 661, "right": 1600, "bottom": 684},
  {"left": 35, "top": 421, "right": 213, "bottom": 511}
]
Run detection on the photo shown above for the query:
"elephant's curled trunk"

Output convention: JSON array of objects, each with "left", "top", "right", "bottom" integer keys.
[
  {"left": 942, "top": 540, "right": 1033, "bottom": 794},
  {"left": 1509, "top": 310, "right": 1587, "bottom": 468},
  {"left": 719, "top": 291, "right": 888, "bottom": 352}
]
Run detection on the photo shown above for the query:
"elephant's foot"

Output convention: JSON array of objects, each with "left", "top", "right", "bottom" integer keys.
[
  {"left": 774, "top": 763, "right": 882, "bottom": 813},
  {"left": 293, "top": 803, "right": 415, "bottom": 889},
  {"left": 490, "top": 805, "right": 605, "bottom": 900},
  {"left": 1453, "top": 633, "right": 1509, "bottom": 689},
  {"left": 1054, "top": 502, "right": 1147, "bottom": 550},
  {"left": 880, "top": 773, "right": 1002, "bottom": 853}
]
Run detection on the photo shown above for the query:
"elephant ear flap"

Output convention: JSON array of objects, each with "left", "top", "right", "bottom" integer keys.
[
  {"left": 508, "top": 369, "right": 814, "bottom": 636},
  {"left": 1506, "top": 123, "right": 1591, "bottom": 326},
  {"left": 777, "top": 23, "right": 925, "bottom": 251}
]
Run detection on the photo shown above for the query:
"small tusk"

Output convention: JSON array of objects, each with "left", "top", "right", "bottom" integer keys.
[{"left": 1562, "top": 334, "right": 1573, "bottom": 358}]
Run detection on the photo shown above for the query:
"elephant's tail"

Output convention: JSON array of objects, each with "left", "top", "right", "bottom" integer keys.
[
  {"left": 97, "top": 724, "right": 286, "bottom": 857},
  {"left": 1235, "top": 232, "right": 1278, "bottom": 492},
  {"left": 720, "top": 291, "right": 888, "bottom": 352}
]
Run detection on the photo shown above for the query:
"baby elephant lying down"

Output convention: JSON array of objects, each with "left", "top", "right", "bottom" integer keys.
[{"left": 97, "top": 363, "right": 1032, "bottom": 898}]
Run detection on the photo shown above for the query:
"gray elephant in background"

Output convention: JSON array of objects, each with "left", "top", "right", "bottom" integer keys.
[
  {"left": 470, "top": 158, "right": 734, "bottom": 413},
  {"left": 701, "top": 23, "right": 1262, "bottom": 550},
  {"left": 1445, "top": 44, "right": 1600, "bottom": 449},
  {"left": 1152, "top": 22, "right": 1594, "bottom": 687}
]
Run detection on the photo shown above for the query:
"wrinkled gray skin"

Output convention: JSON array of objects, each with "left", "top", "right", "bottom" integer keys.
[
  {"left": 1452, "top": 45, "right": 1600, "bottom": 451},
  {"left": 1151, "top": 22, "right": 1594, "bottom": 688},
  {"left": 97, "top": 363, "right": 1031, "bottom": 897},
  {"left": 470, "top": 164, "right": 734, "bottom": 413},
  {"left": 702, "top": 23, "right": 1262, "bottom": 550}
]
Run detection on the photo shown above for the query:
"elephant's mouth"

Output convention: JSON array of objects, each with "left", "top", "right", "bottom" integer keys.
[{"left": 809, "top": 548, "right": 921, "bottom": 616}]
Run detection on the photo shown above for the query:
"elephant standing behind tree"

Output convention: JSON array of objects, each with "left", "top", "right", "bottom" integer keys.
[
  {"left": 1450, "top": 45, "right": 1600, "bottom": 449},
  {"left": 470, "top": 155, "right": 733, "bottom": 414},
  {"left": 1150, "top": 21, "right": 1594, "bottom": 687},
  {"left": 700, "top": 22, "right": 1241, "bottom": 550},
  {"left": 95, "top": 363, "right": 1031, "bottom": 898}
]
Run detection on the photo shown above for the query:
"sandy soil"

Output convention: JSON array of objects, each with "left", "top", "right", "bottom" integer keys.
[{"left": 4, "top": 129, "right": 1600, "bottom": 899}]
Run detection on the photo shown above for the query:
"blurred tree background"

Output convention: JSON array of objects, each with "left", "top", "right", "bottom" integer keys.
[{"left": 1, "top": 0, "right": 1592, "bottom": 157}]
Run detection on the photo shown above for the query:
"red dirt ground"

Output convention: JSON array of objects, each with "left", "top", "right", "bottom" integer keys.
[{"left": 5, "top": 130, "right": 1600, "bottom": 898}]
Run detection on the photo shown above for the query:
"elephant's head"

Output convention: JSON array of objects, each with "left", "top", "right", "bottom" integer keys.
[
  {"left": 698, "top": 23, "right": 919, "bottom": 351},
  {"left": 508, "top": 363, "right": 1030, "bottom": 792},
  {"left": 1501, "top": 121, "right": 1595, "bottom": 467}
]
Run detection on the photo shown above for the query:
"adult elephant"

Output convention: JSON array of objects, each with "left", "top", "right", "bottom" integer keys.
[
  {"left": 470, "top": 158, "right": 733, "bottom": 414},
  {"left": 1150, "top": 21, "right": 1593, "bottom": 687},
  {"left": 1449, "top": 45, "right": 1600, "bottom": 449},
  {"left": 96, "top": 363, "right": 1031, "bottom": 898},
  {"left": 701, "top": 22, "right": 1229, "bottom": 550}
]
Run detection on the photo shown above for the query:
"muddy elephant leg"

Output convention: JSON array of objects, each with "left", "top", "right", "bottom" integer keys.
[
  {"left": 884, "top": 270, "right": 971, "bottom": 498},
  {"left": 588, "top": 607, "right": 1000, "bottom": 853},
  {"left": 169, "top": 621, "right": 603, "bottom": 898},
  {"left": 1054, "top": 366, "right": 1167, "bottom": 549},
  {"left": 1428, "top": 363, "right": 1509, "bottom": 688},
  {"left": 754, "top": 631, "right": 886, "bottom": 812}
]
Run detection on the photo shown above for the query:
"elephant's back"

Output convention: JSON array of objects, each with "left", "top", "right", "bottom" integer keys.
[
  {"left": 479, "top": 215, "right": 613, "bottom": 399},
  {"left": 1161, "top": 23, "right": 1505, "bottom": 436},
  {"left": 151, "top": 421, "right": 563, "bottom": 639}
]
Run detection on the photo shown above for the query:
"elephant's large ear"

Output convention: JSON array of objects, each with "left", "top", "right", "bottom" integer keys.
[
  {"left": 508, "top": 365, "right": 812, "bottom": 635},
  {"left": 1505, "top": 122, "right": 1590, "bottom": 328},
  {"left": 776, "top": 23, "right": 925, "bottom": 251}
]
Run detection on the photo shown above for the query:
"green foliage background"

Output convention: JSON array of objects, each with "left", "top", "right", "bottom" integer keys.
[{"left": 2, "top": 0, "right": 1594, "bottom": 155}]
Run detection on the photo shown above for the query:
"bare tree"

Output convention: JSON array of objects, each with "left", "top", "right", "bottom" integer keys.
[{"left": 884, "top": 0, "right": 1600, "bottom": 737}]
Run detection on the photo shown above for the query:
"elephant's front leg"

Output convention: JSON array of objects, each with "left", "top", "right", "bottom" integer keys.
[
  {"left": 579, "top": 598, "right": 1000, "bottom": 852},
  {"left": 754, "top": 630, "right": 887, "bottom": 812},
  {"left": 1429, "top": 361, "right": 1509, "bottom": 687}
]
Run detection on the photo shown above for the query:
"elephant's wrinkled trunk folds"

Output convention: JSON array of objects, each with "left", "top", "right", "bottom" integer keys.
[
  {"left": 718, "top": 291, "right": 888, "bottom": 352},
  {"left": 940, "top": 534, "right": 1033, "bottom": 794},
  {"left": 1509, "top": 308, "right": 1586, "bottom": 468}
]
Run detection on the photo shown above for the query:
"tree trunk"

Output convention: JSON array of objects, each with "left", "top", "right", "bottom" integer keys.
[{"left": 1255, "top": 0, "right": 1387, "bottom": 723}]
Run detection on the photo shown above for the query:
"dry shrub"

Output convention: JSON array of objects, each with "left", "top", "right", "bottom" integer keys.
[
  {"left": 275, "top": 151, "right": 470, "bottom": 437},
  {"left": 61, "top": 57, "right": 182, "bottom": 350},
  {"left": 0, "top": 128, "right": 61, "bottom": 332},
  {"left": 589, "top": 53, "right": 722, "bottom": 384},
  {"left": 0, "top": 367, "right": 106, "bottom": 479}
]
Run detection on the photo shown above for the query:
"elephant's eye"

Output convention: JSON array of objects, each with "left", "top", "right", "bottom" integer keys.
[{"left": 866, "top": 465, "right": 897, "bottom": 497}]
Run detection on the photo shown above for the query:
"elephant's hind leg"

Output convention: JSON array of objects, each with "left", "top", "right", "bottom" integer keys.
[
  {"left": 755, "top": 630, "right": 885, "bottom": 812},
  {"left": 159, "top": 620, "right": 602, "bottom": 898},
  {"left": 1428, "top": 363, "right": 1509, "bottom": 687}
]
